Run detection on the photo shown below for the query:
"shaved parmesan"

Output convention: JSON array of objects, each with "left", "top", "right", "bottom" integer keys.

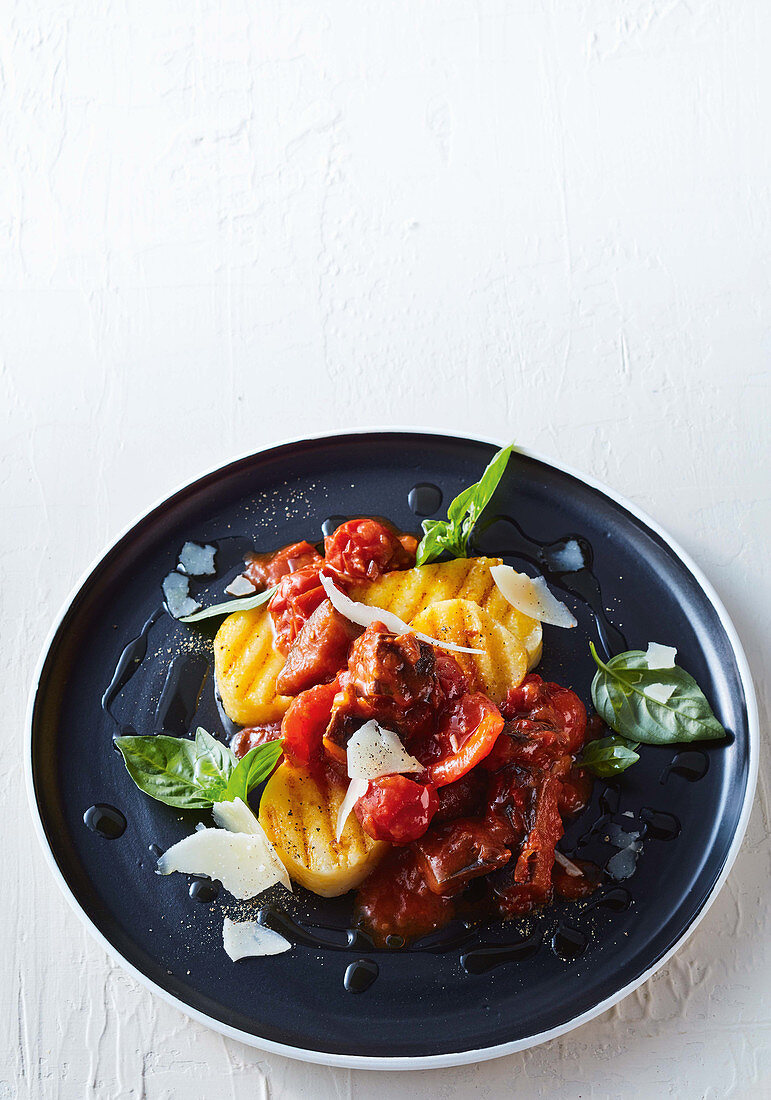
[
  {"left": 547, "top": 538, "right": 586, "bottom": 574},
  {"left": 645, "top": 642, "right": 677, "bottom": 670},
  {"left": 320, "top": 574, "right": 484, "bottom": 654},
  {"left": 335, "top": 777, "right": 369, "bottom": 841},
  {"left": 346, "top": 721, "right": 423, "bottom": 781},
  {"left": 162, "top": 571, "right": 201, "bottom": 619},
  {"left": 643, "top": 682, "right": 676, "bottom": 705},
  {"left": 554, "top": 850, "right": 583, "bottom": 877},
  {"left": 212, "top": 798, "right": 292, "bottom": 892},
  {"left": 225, "top": 574, "right": 257, "bottom": 597},
  {"left": 222, "top": 917, "right": 291, "bottom": 961},
  {"left": 491, "top": 565, "right": 577, "bottom": 628},
  {"left": 178, "top": 541, "right": 216, "bottom": 577},
  {"left": 157, "top": 828, "right": 286, "bottom": 900}
]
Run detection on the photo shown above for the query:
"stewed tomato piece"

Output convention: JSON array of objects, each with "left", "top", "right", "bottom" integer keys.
[
  {"left": 230, "top": 721, "right": 283, "bottom": 759},
  {"left": 244, "top": 540, "right": 323, "bottom": 589},
  {"left": 419, "top": 693, "right": 504, "bottom": 786},
  {"left": 268, "top": 563, "right": 329, "bottom": 654},
  {"left": 354, "top": 774, "right": 439, "bottom": 845},
  {"left": 280, "top": 678, "right": 340, "bottom": 768},
  {"left": 324, "top": 518, "right": 417, "bottom": 580},
  {"left": 502, "top": 674, "right": 587, "bottom": 755}
]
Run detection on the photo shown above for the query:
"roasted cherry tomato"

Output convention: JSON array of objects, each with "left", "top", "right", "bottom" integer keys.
[
  {"left": 502, "top": 674, "right": 587, "bottom": 755},
  {"left": 324, "top": 518, "right": 416, "bottom": 580},
  {"left": 433, "top": 650, "right": 469, "bottom": 708},
  {"left": 268, "top": 563, "right": 328, "bottom": 654},
  {"left": 244, "top": 540, "right": 323, "bottom": 589},
  {"left": 230, "top": 721, "right": 283, "bottom": 759},
  {"left": 354, "top": 774, "right": 439, "bottom": 845},
  {"left": 280, "top": 678, "right": 340, "bottom": 768},
  {"left": 424, "top": 693, "right": 504, "bottom": 786}
]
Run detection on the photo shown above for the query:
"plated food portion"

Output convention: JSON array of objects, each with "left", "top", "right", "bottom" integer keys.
[{"left": 113, "top": 444, "right": 728, "bottom": 963}]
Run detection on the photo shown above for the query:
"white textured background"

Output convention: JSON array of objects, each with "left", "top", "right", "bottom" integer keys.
[{"left": 2, "top": 2, "right": 769, "bottom": 1097}]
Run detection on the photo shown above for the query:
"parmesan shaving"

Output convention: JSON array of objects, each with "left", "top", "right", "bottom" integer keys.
[
  {"left": 162, "top": 571, "right": 201, "bottom": 619},
  {"left": 490, "top": 565, "right": 577, "bottom": 628},
  {"left": 643, "top": 682, "right": 676, "bottom": 705},
  {"left": 335, "top": 777, "right": 369, "bottom": 841},
  {"left": 320, "top": 574, "right": 484, "bottom": 654},
  {"left": 645, "top": 642, "right": 677, "bottom": 670},
  {"left": 212, "top": 798, "right": 292, "bottom": 892},
  {"left": 222, "top": 917, "right": 291, "bottom": 960},
  {"left": 157, "top": 828, "right": 287, "bottom": 900},
  {"left": 178, "top": 541, "right": 216, "bottom": 576},
  {"left": 554, "top": 850, "right": 583, "bottom": 877},
  {"left": 225, "top": 574, "right": 257, "bottom": 597},
  {"left": 346, "top": 721, "right": 423, "bottom": 781}
]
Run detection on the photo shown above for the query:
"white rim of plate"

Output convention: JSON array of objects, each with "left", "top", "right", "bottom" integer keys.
[{"left": 24, "top": 427, "right": 759, "bottom": 1071}]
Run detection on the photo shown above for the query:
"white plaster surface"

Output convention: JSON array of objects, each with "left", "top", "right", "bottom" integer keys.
[{"left": 1, "top": 1, "right": 770, "bottom": 1096}]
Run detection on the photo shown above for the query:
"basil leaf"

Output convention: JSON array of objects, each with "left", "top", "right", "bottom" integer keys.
[
  {"left": 455, "top": 442, "right": 514, "bottom": 539},
  {"left": 179, "top": 585, "right": 276, "bottom": 624},
  {"left": 114, "top": 734, "right": 217, "bottom": 809},
  {"left": 580, "top": 735, "right": 640, "bottom": 777},
  {"left": 589, "top": 643, "right": 727, "bottom": 746},
  {"left": 193, "top": 727, "right": 238, "bottom": 799},
  {"left": 221, "top": 740, "right": 283, "bottom": 803},
  {"left": 416, "top": 442, "right": 515, "bottom": 565},
  {"left": 415, "top": 521, "right": 455, "bottom": 566}
]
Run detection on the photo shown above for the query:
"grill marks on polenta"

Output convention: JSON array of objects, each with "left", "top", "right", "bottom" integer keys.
[
  {"left": 215, "top": 557, "right": 541, "bottom": 726},
  {"left": 350, "top": 557, "right": 542, "bottom": 670},
  {"left": 260, "top": 763, "right": 388, "bottom": 897},
  {"left": 214, "top": 607, "right": 291, "bottom": 725}
]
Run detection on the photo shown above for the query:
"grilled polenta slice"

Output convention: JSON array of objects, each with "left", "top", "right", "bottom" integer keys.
[
  {"left": 350, "top": 557, "right": 542, "bottom": 669},
  {"left": 259, "top": 762, "right": 388, "bottom": 897},
  {"left": 411, "top": 599, "right": 527, "bottom": 704},
  {"left": 214, "top": 606, "right": 291, "bottom": 725}
]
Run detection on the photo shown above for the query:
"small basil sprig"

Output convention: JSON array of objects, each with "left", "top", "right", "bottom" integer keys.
[
  {"left": 114, "top": 726, "right": 282, "bottom": 809},
  {"left": 179, "top": 585, "right": 276, "bottom": 624},
  {"left": 416, "top": 443, "right": 514, "bottom": 566},
  {"left": 580, "top": 735, "right": 640, "bottom": 778},
  {"left": 589, "top": 643, "right": 727, "bottom": 746}
]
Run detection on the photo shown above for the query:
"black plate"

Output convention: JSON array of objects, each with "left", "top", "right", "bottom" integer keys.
[{"left": 27, "top": 431, "right": 756, "bottom": 1067}]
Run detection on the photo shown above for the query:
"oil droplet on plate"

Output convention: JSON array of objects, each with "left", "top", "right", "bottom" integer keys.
[
  {"left": 321, "top": 516, "right": 347, "bottom": 539},
  {"left": 661, "top": 750, "right": 709, "bottom": 784},
  {"left": 83, "top": 804, "right": 127, "bottom": 839},
  {"left": 344, "top": 958, "right": 379, "bottom": 993},
  {"left": 551, "top": 925, "right": 587, "bottom": 960},
  {"left": 640, "top": 808, "right": 681, "bottom": 840},
  {"left": 407, "top": 483, "right": 443, "bottom": 516},
  {"left": 189, "top": 877, "right": 220, "bottom": 903}
]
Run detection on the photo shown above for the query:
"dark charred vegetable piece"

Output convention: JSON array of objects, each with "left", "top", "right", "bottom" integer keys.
[
  {"left": 324, "top": 624, "right": 441, "bottom": 749},
  {"left": 355, "top": 775, "right": 439, "bottom": 845},
  {"left": 324, "top": 518, "right": 417, "bottom": 580},
  {"left": 492, "top": 768, "right": 564, "bottom": 917},
  {"left": 276, "top": 599, "right": 363, "bottom": 696},
  {"left": 413, "top": 819, "right": 511, "bottom": 897},
  {"left": 433, "top": 769, "right": 488, "bottom": 823},
  {"left": 552, "top": 858, "right": 602, "bottom": 900}
]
